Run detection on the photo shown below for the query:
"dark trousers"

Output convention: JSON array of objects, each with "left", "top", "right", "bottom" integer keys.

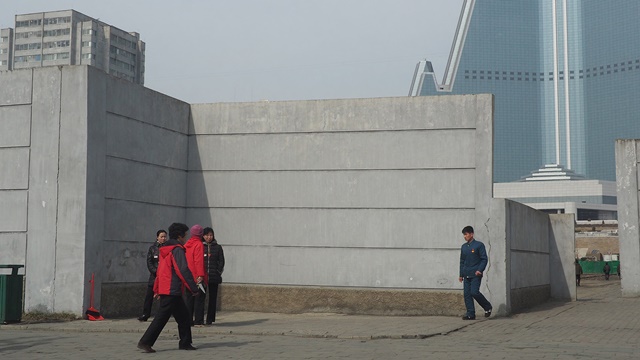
[
  {"left": 141, "top": 284, "right": 154, "bottom": 316},
  {"left": 183, "top": 291, "right": 199, "bottom": 325},
  {"left": 139, "top": 295, "right": 193, "bottom": 348},
  {"left": 463, "top": 276, "right": 492, "bottom": 317},
  {"left": 194, "top": 282, "right": 220, "bottom": 324}
]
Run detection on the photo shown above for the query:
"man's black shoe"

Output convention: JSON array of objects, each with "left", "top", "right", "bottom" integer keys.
[
  {"left": 485, "top": 309, "right": 492, "bottom": 318},
  {"left": 179, "top": 345, "right": 197, "bottom": 350},
  {"left": 137, "top": 342, "right": 156, "bottom": 353},
  {"left": 137, "top": 315, "right": 149, "bottom": 322},
  {"left": 461, "top": 315, "right": 476, "bottom": 320}
]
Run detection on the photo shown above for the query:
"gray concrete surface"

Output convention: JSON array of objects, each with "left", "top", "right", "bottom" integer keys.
[
  {"left": 615, "top": 139, "right": 640, "bottom": 296},
  {"left": 0, "top": 278, "right": 636, "bottom": 359},
  {"left": 0, "top": 65, "right": 575, "bottom": 318}
]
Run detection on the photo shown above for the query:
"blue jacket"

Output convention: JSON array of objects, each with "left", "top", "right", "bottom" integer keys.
[{"left": 459, "top": 239, "right": 488, "bottom": 278}]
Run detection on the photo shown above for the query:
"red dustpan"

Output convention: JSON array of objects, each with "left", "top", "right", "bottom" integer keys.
[{"left": 86, "top": 273, "right": 104, "bottom": 321}]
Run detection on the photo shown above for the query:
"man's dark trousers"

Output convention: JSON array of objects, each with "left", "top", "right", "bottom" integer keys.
[
  {"left": 141, "top": 283, "right": 154, "bottom": 317},
  {"left": 463, "top": 276, "right": 492, "bottom": 317},
  {"left": 139, "top": 295, "right": 192, "bottom": 347}
]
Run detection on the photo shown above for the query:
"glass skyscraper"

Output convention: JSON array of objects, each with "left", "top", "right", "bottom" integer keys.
[{"left": 410, "top": 0, "right": 640, "bottom": 182}]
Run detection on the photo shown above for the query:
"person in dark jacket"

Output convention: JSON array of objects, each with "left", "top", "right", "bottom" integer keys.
[
  {"left": 459, "top": 226, "right": 492, "bottom": 320},
  {"left": 138, "top": 223, "right": 199, "bottom": 353},
  {"left": 575, "top": 259, "right": 583, "bottom": 286},
  {"left": 194, "top": 227, "right": 225, "bottom": 325},
  {"left": 603, "top": 262, "right": 611, "bottom": 280},
  {"left": 138, "top": 229, "right": 167, "bottom": 322}
]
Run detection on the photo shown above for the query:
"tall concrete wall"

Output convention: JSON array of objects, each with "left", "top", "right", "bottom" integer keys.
[
  {"left": 0, "top": 66, "right": 190, "bottom": 314},
  {"left": 187, "top": 95, "right": 499, "bottom": 315},
  {"left": 0, "top": 65, "right": 576, "bottom": 317},
  {"left": 483, "top": 200, "right": 574, "bottom": 314},
  {"left": 615, "top": 139, "right": 640, "bottom": 296}
]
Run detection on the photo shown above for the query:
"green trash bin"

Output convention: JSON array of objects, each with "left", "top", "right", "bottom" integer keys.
[{"left": 0, "top": 265, "right": 24, "bottom": 324}]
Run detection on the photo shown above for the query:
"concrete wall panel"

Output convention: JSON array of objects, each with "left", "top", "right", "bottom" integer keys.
[
  {"left": 0, "top": 233, "right": 26, "bottom": 265},
  {"left": 105, "top": 157, "right": 186, "bottom": 207},
  {"left": 223, "top": 245, "right": 461, "bottom": 289},
  {"left": 0, "top": 148, "right": 29, "bottom": 189},
  {"left": 53, "top": 66, "right": 90, "bottom": 313},
  {"left": 187, "top": 169, "right": 475, "bottom": 209},
  {"left": 615, "top": 139, "right": 640, "bottom": 295},
  {"left": 106, "top": 113, "right": 188, "bottom": 169},
  {"left": 0, "top": 68, "right": 32, "bottom": 105},
  {"left": 0, "top": 191, "right": 27, "bottom": 231},
  {"left": 104, "top": 199, "right": 185, "bottom": 243},
  {"left": 189, "top": 130, "right": 475, "bottom": 171},
  {"left": 510, "top": 252, "right": 550, "bottom": 288},
  {"left": 0, "top": 105, "right": 31, "bottom": 147},
  {"left": 25, "top": 67, "right": 62, "bottom": 313},
  {"left": 505, "top": 200, "right": 551, "bottom": 292},
  {"left": 105, "top": 77, "right": 189, "bottom": 134},
  {"left": 508, "top": 202, "right": 550, "bottom": 253},
  {"left": 102, "top": 240, "right": 150, "bottom": 283},
  {"left": 187, "top": 207, "right": 474, "bottom": 249},
  {"left": 190, "top": 95, "right": 485, "bottom": 134},
  {"left": 549, "top": 214, "right": 575, "bottom": 300}
]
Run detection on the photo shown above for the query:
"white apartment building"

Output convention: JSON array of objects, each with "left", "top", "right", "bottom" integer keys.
[{"left": 1, "top": 10, "right": 144, "bottom": 84}]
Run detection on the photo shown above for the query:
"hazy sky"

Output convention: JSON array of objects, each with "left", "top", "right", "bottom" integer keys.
[{"left": 1, "top": 0, "right": 463, "bottom": 104}]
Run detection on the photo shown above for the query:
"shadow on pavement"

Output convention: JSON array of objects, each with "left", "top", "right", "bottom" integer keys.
[
  {"left": 198, "top": 340, "right": 262, "bottom": 349},
  {"left": 215, "top": 318, "right": 269, "bottom": 327}
]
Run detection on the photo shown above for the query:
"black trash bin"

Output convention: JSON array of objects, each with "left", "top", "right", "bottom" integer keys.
[{"left": 0, "top": 265, "right": 24, "bottom": 323}]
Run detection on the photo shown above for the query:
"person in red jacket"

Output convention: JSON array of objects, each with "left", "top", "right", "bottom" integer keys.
[
  {"left": 184, "top": 224, "right": 205, "bottom": 325},
  {"left": 137, "top": 223, "right": 199, "bottom": 353}
]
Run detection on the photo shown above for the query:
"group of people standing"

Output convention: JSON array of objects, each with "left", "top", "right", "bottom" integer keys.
[{"left": 136, "top": 223, "right": 225, "bottom": 353}]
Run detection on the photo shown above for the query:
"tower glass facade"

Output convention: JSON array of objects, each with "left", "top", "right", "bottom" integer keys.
[{"left": 411, "top": 0, "right": 640, "bottom": 182}]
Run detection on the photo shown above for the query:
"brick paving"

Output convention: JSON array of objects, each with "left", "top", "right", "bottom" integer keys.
[{"left": 1, "top": 278, "right": 637, "bottom": 359}]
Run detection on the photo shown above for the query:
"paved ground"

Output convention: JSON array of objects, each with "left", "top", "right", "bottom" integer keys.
[{"left": 1, "top": 277, "right": 637, "bottom": 359}]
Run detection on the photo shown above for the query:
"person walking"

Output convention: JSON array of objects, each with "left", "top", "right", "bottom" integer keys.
[
  {"left": 137, "top": 223, "right": 199, "bottom": 353},
  {"left": 459, "top": 225, "right": 492, "bottom": 320},
  {"left": 617, "top": 262, "right": 621, "bottom": 279},
  {"left": 575, "top": 259, "right": 583, "bottom": 286},
  {"left": 138, "top": 229, "right": 167, "bottom": 322},
  {"left": 194, "top": 227, "right": 225, "bottom": 325},
  {"left": 603, "top": 262, "right": 611, "bottom": 280}
]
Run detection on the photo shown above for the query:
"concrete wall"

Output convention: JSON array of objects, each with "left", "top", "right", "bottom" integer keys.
[
  {"left": 615, "top": 139, "right": 640, "bottom": 296},
  {"left": 188, "top": 95, "right": 493, "bottom": 290},
  {"left": 0, "top": 66, "right": 190, "bottom": 314},
  {"left": 185, "top": 95, "right": 500, "bottom": 315},
  {"left": 0, "top": 65, "right": 576, "bottom": 317},
  {"left": 483, "top": 199, "right": 574, "bottom": 314},
  {"left": 0, "top": 70, "right": 31, "bottom": 269}
]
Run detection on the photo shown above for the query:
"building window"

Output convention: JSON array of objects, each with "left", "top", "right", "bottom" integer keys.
[
  {"left": 15, "top": 31, "right": 43, "bottom": 39},
  {"left": 44, "top": 16, "right": 71, "bottom": 25},
  {"left": 43, "top": 40, "right": 70, "bottom": 48},
  {"left": 43, "top": 52, "right": 69, "bottom": 61},
  {"left": 16, "top": 19, "right": 42, "bottom": 27},
  {"left": 82, "top": 41, "right": 96, "bottom": 47},
  {"left": 0, "top": 36, "right": 7, "bottom": 43},
  {"left": 43, "top": 28, "right": 71, "bottom": 37},
  {"left": 15, "top": 43, "right": 42, "bottom": 50},
  {"left": 82, "top": 29, "right": 94, "bottom": 36},
  {"left": 82, "top": 53, "right": 96, "bottom": 60}
]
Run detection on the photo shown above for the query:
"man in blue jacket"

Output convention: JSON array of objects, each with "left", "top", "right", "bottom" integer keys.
[{"left": 459, "top": 226, "right": 492, "bottom": 320}]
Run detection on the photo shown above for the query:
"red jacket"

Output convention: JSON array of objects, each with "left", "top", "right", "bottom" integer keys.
[
  {"left": 154, "top": 239, "right": 198, "bottom": 296},
  {"left": 184, "top": 236, "right": 205, "bottom": 279}
]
